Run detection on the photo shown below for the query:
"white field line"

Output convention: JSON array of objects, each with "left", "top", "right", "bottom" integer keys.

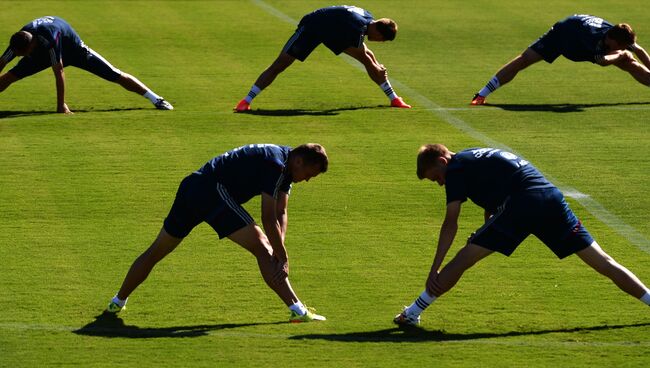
[
  {"left": 1, "top": 322, "right": 649, "bottom": 347},
  {"left": 251, "top": 0, "right": 650, "bottom": 254}
]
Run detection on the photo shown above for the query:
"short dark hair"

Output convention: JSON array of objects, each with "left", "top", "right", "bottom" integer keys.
[
  {"left": 375, "top": 18, "right": 397, "bottom": 41},
  {"left": 416, "top": 144, "right": 449, "bottom": 179},
  {"left": 10, "top": 31, "right": 32, "bottom": 52},
  {"left": 607, "top": 23, "right": 636, "bottom": 47},
  {"left": 290, "top": 143, "right": 328, "bottom": 173}
]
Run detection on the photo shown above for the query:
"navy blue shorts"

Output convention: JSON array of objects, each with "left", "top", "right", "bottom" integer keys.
[
  {"left": 529, "top": 22, "right": 566, "bottom": 63},
  {"left": 9, "top": 42, "right": 122, "bottom": 81},
  {"left": 282, "top": 16, "right": 322, "bottom": 61},
  {"left": 469, "top": 187, "right": 594, "bottom": 259},
  {"left": 163, "top": 173, "right": 255, "bottom": 239}
]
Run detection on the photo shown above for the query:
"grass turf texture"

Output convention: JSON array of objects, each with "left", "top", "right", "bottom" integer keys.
[{"left": 1, "top": 0, "right": 649, "bottom": 367}]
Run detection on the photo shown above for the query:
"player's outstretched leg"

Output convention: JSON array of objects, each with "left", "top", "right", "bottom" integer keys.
[
  {"left": 235, "top": 53, "right": 296, "bottom": 112},
  {"left": 576, "top": 242, "right": 650, "bottom": 306},
  {"left": 471, "top": 48, "right": 543, "bottom": 105},
  {"left": 117, "top": 73, "right": 173, "bottom": 110},
  {"left": 227, "top": 224, "right": 326, "bottom": 322},
  {"left": 394, "top": 243, "right": 492, "bottom": 325},
  {"left": 106, "top": 228, "right": 183, "bottom": 313}
]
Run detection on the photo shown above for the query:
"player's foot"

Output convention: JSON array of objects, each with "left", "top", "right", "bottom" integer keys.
[
  {"left": 393, "top": 308, "right": 420, "bottom": 326},
  {"left": 106, "top": 301, "right": 125, "bottom": 314},
  {"left": 154, "top": 98, "right": 174, "bottom": 110},
  {"left": 390, "top": 97, "right": 411, "bottom": 108},
  {"left": 470, "top": 93, "right": 486, "bottom": 105},
  {"left": 234, "top": 99, "right": 251, "bottom": 112},
  {"left": 289, "top": 307, "right": 326, "bottom": 323}
]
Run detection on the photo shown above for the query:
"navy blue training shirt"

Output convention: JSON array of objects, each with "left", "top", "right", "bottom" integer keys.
[
  {"left": 444, "top": 148, "right": 554, "bottom": 213},
  {"left": 556, "top": 14, "right": 613, "bottom": 62},
  {"left": 196, "top": 144, "right": 293, "bottom": 204},
  {"left": 301, "top": 5, "right": 374, "bottom": 54},
  {"left": 1, "top": 16, "right": 82, "bottom": 66}
]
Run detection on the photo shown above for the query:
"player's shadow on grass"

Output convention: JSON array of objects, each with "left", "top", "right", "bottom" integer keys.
[
  {"left": 73, "top": 107, "right": 150, "bottom": 113},
  {"left": 488, "top": 101, "right": 650, "bottom": 113},
  {"left": 0, "top": 110, "right": 55, "bottom": 119},
  {"left": 73, "top": 311, "right": 284, "bottom": 338},
  {"left": 241, "top": 105, "right": 385, "bottom": 116},
  {"left": 290, "top": 322, "right": 650, "bottom": 343},
  {"left": 0, "top": 107, "right": 148, "bottom": 119}
]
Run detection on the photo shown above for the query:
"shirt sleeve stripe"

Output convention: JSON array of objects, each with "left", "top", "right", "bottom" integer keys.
[
  {"left": 49, "top": 48, "right": 57, "bottom": 66},
  {"left": 1, "top": 48, "right": 14, "bottom": 63},
  {"left": 273, "top": 173, "right": 285, "bottom": 199}
]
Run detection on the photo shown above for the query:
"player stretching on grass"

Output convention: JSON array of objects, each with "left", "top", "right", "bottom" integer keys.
[
  {"left": 106, "top": 143, "right": 328, "bottom": 323},
  {"left": 235, "top": 5, "right": 411, "bottom": 112},
  {"left": 0, "top": 16, "right": 173, "bottom": 113},
  {"left": 471, "top": 14, "right": 650, "bottom": 105},
  {"left": 394, "top": 144, "right": 650, "bottom": 326}
]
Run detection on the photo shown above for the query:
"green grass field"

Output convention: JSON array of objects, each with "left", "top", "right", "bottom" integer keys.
[{"left": 1, "top": 1, "right": 649, "bottom": 367}]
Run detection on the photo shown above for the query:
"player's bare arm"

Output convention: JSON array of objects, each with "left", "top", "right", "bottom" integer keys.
[
  {"left": 630, "top": 43, "right": 650, "bottom": 69},
  {"left": 428, "top": 200, "right": 462, "bottom": 276},
  {"left": 275, "top": 191, "right": 289, "bottom": 243},
  {"left": 425, "top": 201, "right": 461, "bottom": 296},
  {"left": 597, "top": 49, "right": 634, "bottom": 66},
  {"left": 261, "top": 193, "right": 289, "bottom": 264},
  {"left": 51, "top": 59, "right": 72, "bottom": 114}
]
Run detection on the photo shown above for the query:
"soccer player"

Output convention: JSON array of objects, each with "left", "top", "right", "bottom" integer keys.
[
  {"left": 106, "top": 143, "right": 329, "bottom": 323},
  {"left": 0, "top": 16, "right": 173, "bottom": 113},
  {"left": 234, "top": 5, "right": 411, "bottom": 112},
  {"left": 471, "top": 14, "right": 650, "bottom": 105},
  {"left": 394, "top": 144, "right": 650, "bottom": 326}
]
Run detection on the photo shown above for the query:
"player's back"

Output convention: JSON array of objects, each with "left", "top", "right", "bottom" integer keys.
[
  {"left": 196, "top": 144, "right": 291, "bottom": 203},
  {"left": 555, "top": 14, "right": 612, "bottom": 61},
  {"left": 22, "top": 16, "right": 81, "bottom": 49},
  {"left": 446, "top": 148, "right": 553, "bottom": 213},
  {"left": 302, "top": 6, "right": 372, "bottom": 33}
]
